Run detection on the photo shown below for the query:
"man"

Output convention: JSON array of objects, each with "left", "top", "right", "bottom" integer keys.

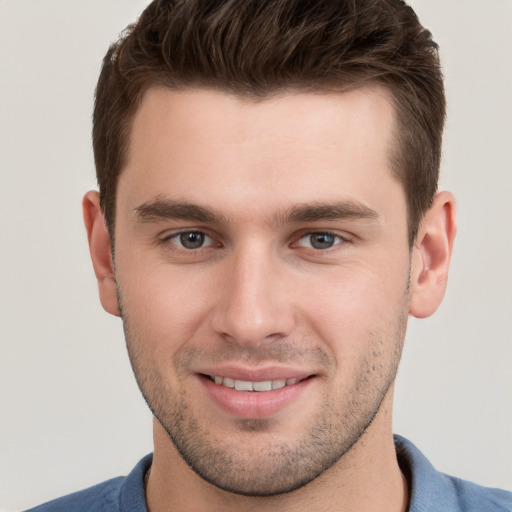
[{"left": 25, "top": 0, "right": 512, "bottom": 511}]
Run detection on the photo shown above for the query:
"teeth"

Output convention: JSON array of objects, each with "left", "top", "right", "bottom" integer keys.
[
  {"left": 272, "top": 379, "right": 286, "bottom": 390},
  {"left": 223, "top": 377, "right": 235, "bottom": 388},
  {"left": 210, "top": 375, "right": 303, "bottom": 392},
  {"left": 253, "top": 380, "right": 272, "bottom": 392},
  {"left": 234, "top": 380, "right": 253, "bottom": 391}
]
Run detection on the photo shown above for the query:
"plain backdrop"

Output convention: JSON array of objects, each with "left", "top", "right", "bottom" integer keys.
[{"left": 1, "top": 1, "right": 511, "bottom": 510}]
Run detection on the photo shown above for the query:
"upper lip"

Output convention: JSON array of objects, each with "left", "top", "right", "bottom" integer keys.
[{"left": 195, "top": 365, "right": 315, "bottom": 382}]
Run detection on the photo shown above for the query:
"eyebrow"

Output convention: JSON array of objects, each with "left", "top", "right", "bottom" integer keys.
[
  {"left": 275, "top": 201, "right": 380, "bottom": 226},
  {"left": 133, "top": 198, "right": 380, "bottom": 226},
  {"left": 134, "top": 199, "right": 228, "bottom": 224}
]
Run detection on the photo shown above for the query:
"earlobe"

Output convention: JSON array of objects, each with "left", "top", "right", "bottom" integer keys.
[
  {"left": 83, "top": 191, "right": 120, "bottom": 317},
  {"left": 409, "top": 191, "right": 457, "bottom": 319}
]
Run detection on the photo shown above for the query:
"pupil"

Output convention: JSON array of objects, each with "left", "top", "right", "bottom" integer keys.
[
  {"left": 310, "top": 233, "right": 334, "bottom": 249},
  {"left": 180, "top": 232, "right": 204, "bottom": 249}
]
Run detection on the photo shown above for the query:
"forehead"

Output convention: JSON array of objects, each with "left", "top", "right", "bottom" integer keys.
[
  {"left": 129, "top": 85, "right": 396, "bottom": 159},
  {"left": 119, "top": 86, "right": 403, "bottom": 225}
]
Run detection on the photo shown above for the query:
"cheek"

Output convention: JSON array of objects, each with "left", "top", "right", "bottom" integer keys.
[
  {"left": 294, "top": 258, "right": 410, "bottom": 352},
  {"left": 117, "top": 257, "right": 217, "bottom": 356}
]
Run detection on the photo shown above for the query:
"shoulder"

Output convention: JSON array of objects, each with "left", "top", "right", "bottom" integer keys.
[
  {"left": 22, "top": 477, "right": 125, "bottom": 512},
  {"left": 442, "top": 474, "right": 512, "bottom": 512},
  {"left": 23, "top": 453, "right": 152, "bottom": 512},
  {"left": 394, "top": 435, "right": 512, "bottom": 512}
]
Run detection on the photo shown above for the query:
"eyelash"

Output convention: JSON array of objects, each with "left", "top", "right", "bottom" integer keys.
[
  {"left": 293, "top": 230, "right": 348, "bottom": 251},
  {"left": 159, "top": 229, "right": 350, "bottom": 254},
  {"left": 160, "top": 230, "right": 217, "bottom": 250}
]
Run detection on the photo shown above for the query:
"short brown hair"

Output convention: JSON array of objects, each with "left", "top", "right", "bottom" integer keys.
[{"left": 93, "top": 0, "right": 445, "bottom": 244}]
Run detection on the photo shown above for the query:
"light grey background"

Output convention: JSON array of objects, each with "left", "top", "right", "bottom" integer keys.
[{"left": 1, "top": 1, "right": 511, "bottom": 510}]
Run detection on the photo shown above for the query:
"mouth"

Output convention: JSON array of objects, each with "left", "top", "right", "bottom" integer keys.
[
  {"left": 204, "top": 374, "right": 306, "bottom": 392},
  {"left": 198, "top": 372, "right": 316, "bottom": 419}
]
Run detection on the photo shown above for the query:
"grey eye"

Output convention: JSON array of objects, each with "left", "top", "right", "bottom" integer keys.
[
  {"left": 297, "top": 232, "right": 343, "bottom": 250},
  {"left": 179, "top": 232, "right": 207, "bottom": 249},
  {"left": 309, "top": 233, "right": 336, "bottom": 249}
]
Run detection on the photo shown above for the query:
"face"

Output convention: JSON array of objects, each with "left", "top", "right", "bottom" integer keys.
[{"left": 113, "top": 87, "right": 412, "bottom": 496}]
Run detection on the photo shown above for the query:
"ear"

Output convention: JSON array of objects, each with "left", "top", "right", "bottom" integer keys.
[
  {"left": 83, "top": 191, "right": 120, "bottom": 317},
  {"left": 409, "top": 191, "right": 457, "bottom": 318}
]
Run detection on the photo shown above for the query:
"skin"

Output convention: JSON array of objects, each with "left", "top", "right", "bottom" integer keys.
[{"left": 84, "top": 87, "right": 456, "bottom": 512}]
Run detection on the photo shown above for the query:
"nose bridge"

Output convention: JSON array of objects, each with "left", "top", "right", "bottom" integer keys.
[{"left": 212, "top": 241, "right": 294, "bottom": 345}]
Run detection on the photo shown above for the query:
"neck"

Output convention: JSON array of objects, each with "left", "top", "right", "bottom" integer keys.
[{"left": 145, "top": 395, "right": 409, "bottom": 512}]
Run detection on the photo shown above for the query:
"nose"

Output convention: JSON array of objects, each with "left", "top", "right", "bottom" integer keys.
[{"left": 211, "top": 245, "right": 296, "bottom": 347}]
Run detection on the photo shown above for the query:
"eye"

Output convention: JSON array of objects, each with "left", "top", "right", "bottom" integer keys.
[
  {"left": 296, "top": 232, "right": 344, "bottom": 250},
  {"left": 167, "top": 231, "right": 215, "bottom": 250}
]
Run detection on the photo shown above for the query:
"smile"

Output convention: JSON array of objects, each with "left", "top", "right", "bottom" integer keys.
[
  {"left": 200, "top": 372, "right": 315, "bottom": 418},
  {"left": 207, "top": 375, "right": 303, "bottom": 392}
]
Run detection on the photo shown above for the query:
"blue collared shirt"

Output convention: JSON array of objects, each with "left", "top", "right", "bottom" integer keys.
[{"left": 24, "top": 436, "right": 512, "bottom": 511}]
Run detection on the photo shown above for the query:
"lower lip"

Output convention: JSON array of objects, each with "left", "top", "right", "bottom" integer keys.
[{"left": 199, "top": 375, "right": 313, "bottom": 419}]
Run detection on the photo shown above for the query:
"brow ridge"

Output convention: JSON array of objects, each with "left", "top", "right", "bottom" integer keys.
[
  {"left": 272, "top": 201, "right": 380, "bottom": 226},
  {"left": 134, "top": 199, "right": 227, "bottom": 224},
  {"left": 133, "top": 198, "right": 379, "bottom": 226}
]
